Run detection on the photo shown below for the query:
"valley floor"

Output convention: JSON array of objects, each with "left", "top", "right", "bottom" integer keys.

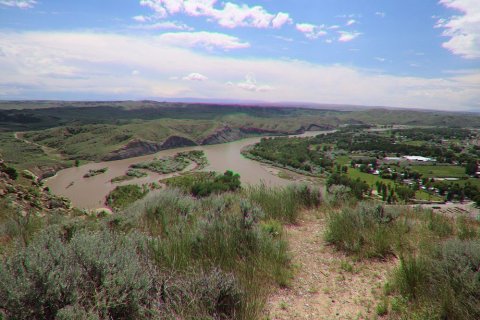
[{"left": 267, "top": 210, "right": 395, "bottom": 320}]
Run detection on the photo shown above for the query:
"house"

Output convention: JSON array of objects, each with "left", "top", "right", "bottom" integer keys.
[{"left": 403, "top": 156, "right": 435, "bottom": 162}]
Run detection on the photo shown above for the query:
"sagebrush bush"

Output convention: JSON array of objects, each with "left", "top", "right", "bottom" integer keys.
[
  {"left": 0, "top": 226, "right": 246, "bottom": 320},
  {"left": 391, "top": 239, "right": 480, "bottom": 319},
  {"left": 159, "top": 268, "right": 243, "bottom": 319},
  {"left": 325, "top": 202, "right": 406, "bottom": 258},
  {"left": 111, "top": 188, "right": 292, "bottom": 318},
  {"left": 0, "top": 229, "right": 157, "bottom": 319},
  {"left": 325, "top": 185, "right": 355, "bottom": 207}
]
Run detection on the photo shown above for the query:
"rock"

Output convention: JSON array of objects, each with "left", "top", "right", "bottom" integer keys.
[
  {"left": 102, "top": 136, "right": 197, "bottom": 161},
  {"left": 200, "top": 126, "right": 243, "bottom": 145}
]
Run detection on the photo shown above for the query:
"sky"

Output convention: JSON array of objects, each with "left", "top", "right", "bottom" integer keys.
[{"left": 0, "top": 0, "right": 479, "bottom": 111}]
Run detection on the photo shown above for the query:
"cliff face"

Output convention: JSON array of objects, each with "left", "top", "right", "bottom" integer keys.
[
  {"left": 102, "top": 136, "right": 197, "bottom": 161},
  {"left": 201, "top": 125, "right": 291, "bottom": 145},
  {"left": 101, "top": 123, "right": 331, "bottom": 161},
  {"left": 200, "top": 126, "right": 244, "bottom": 145},
  {"left": 239, "top": 127, "right": 289, "bottom": 135}
]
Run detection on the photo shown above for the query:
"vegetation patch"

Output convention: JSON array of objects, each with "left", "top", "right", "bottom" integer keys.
[
  {"left": 245, "top": 184, "right": 322, "bottom": 224},
  {"left": 83, "top": 167, "right": 108, "bottom": 178},
  {"left": 110, "top": 168, "right": 148, "bottom": 183},
  {"left": 324, "top": 202, "right": 406, "bottom": 258},
  {"left": 389, "top": 239, "right": 480, "bottom": 319},
  {"left": 106, "top": 184, "right": 148, "bottom": 211},
  {"left": 164, "top": 170, "right": 241, "bottom": 197},
  {"left": 131, "top": 150, "right": 207, "bottom": 174}
]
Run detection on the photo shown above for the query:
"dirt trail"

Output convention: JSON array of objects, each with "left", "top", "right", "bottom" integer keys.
[
  {"left": 267, "top": 211, "right": 395, "bottom": 320},
  {"left": 14, "top": 132, "right": 65, "bottom": 160}
]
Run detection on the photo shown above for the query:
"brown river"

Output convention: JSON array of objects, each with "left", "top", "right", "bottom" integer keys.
[{"left": 45, "top": 131, "right": 330, "bottom": 210}]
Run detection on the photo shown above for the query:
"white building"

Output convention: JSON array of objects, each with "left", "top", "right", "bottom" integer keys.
[{"left": 403, "top": 156, "right": 435, "bottom": 162}]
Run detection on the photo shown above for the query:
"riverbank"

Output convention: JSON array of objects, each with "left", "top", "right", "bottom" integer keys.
[{"left": 45, "top": 131, "right": 331, "bottom": 209}]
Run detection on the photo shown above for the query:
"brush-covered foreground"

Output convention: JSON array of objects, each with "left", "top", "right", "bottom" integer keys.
[
  {"left": 324, "top": 200, "right": 480, "bottom": 319},
  {"left": 0, "top": 183, "right": 322, "bottom": 319},
  {"left": 2, "top": 159, "right": 480, "bottom": 319}
]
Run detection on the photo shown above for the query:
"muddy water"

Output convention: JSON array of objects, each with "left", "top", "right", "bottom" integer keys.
[{"left": 46, "top": 131, "right": 330, "bottom": 209}]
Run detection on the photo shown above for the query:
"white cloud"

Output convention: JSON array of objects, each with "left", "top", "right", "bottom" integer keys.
[
  {"left": 133, "top": 21, "right": 193, "bottom": 30},
  {"left": 133, "top": 15, "right": 151, "bottom": 22},
  {"left": 437, "top": 0, "right": 480, "bottom": 59},
  {"left": 346, "top": 19, "right": 356, "bottom": 26},
  {"left": 375, "top": 11, "right": 386, "bottom": 18},
  {"left": 375, "top": 57, "right": 386, "bottom": 62},
  {"left": 0, "top": 31, "right": 478, "bottom": 110},
  {"left": 132, "top": 70, "right": 140, "bottom": 76},
  {"left": 338, "top": 31, "right": 361, "bottom": 42},
  {"left": 233, "top": 74, "right": 273, "bottom": 92},
  {"left": 296, "top": 23, "right": 327, "bottom": 39},
  {"left": 271, "top": 12, "right": 293, "bottom": 28},
  {"left": 0, "top": 0, "right": 36, "bottom": 8},
  {"left": 139, "top": 0, "right": 292, "bottom": 29},
  {"left": 158, "top": 31, "right": 249, "bottom": 50},
  {"left": 183, "top": 72, "right": 208, "bottom": 81}
]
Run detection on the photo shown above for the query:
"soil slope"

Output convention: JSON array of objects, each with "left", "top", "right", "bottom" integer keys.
[{"left": 267, "top": 211, "right": 395, "bottom": 319}]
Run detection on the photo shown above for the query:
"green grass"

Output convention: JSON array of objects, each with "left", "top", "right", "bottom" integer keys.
[
  {"left": 106, "top": 184, "right": 148, "bottom": 211},
  {"left": 453, "top": 178, "right": 480, "bottom": 188},
  {"left": 324, "top": 202, "right": 407, "bottom": 258},
  {"left": 390, "top": 239, "right": 480, "bottom": 319},
  {"left": 245, "top": 184, "right": 322, "bottom": 224},
  {"left": 347, "top": 168, "right": 395, "bottom": 188},
  {"left": 415, "top": 190, "right": 443, "bottom": 202},
  {"left": 402, "top": 140, "right": 426, "bottom": 147},
  {"left": 411, "top": 165, "right": 466, "bottom": 178},
  {"left": 0, "top": 133, "right": 70, "bottom": 172},
  {"left": 335, "top": 155, "right": 351, "bottom": 166}
]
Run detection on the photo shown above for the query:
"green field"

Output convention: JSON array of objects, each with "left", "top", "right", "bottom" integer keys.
[
  {"left": 411, "top": 165, "right": 466, "bottom": 178},
  {"left": 347, "top": 168, "right": 395, "bottom": 188}
]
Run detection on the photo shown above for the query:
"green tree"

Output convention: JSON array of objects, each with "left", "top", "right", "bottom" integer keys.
[
  {"left": 2, "top": 166, "right": 18, "bottom": 180},
  {"left": 396, "top": 185, "right": 415, "bottom": 203},
  {"left": 466, "top": 161, "right": 478, "bottom": 176}
]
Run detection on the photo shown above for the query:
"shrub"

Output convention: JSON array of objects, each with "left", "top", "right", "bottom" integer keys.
[
  {"left": 421, "top": 210, "right": 454, "bottom": 238},
  {"left": 456, "top": 215, "right": 477, "bottom": 240},
  {"left": 245, "top": 184, "right": 300, "bottom": 223},
  {"left": 325, "top": 202, "right": 405, "bottom": 258},
  {"left": 327, "top": 173, "right": 369, "bottom": 199},
  {"left": 0, "top": 229, "right": 158, "bottom": 319},
  {"left": 391, "top": 239, "right": 480, "bottom": 319},
  {"left": 245, "top": 184, "right": 320, "bottom": 224},
  {"left": 326, "top": 185, "right": 355, "bottom": 207},
  {"left": 106, "top": 184, "right": 148, "bottom": 211},
  {"left": 289, "top": 184, "right": 322, "bottom": 208},
  {"left": 2, "top": 166, "right": 18, "bottom": 180},
  {"left": 191, "top": 170, "right": 241, "bottom": 197},
  {"left": 159, "top": 268, "right": 243, "bottom": 319},
  {"left": 393, "top": 254, "right": 428, "bottom": 300},
  {"left": 114, "top": 188, "right": 292, "bottom": 318}
]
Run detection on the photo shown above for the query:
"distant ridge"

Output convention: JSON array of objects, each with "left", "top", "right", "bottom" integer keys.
[{"left": 0, "top": 98, "right": 478, "bottom": 114}]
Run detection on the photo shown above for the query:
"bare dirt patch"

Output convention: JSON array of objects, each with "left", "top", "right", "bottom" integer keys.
[{"left": 267, "top": 210, "right": 396, "bottom": 319}]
